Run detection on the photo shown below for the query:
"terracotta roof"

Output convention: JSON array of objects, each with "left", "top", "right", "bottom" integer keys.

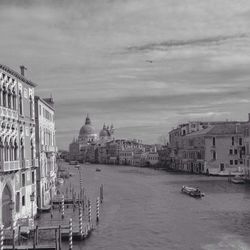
[{"left": 0, "top": 64, "right": 37, "bottom": 87}]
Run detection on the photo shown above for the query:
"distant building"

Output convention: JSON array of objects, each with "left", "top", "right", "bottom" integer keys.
[{"left": 35, "top": 96, "right": 57, "bottom": 210}]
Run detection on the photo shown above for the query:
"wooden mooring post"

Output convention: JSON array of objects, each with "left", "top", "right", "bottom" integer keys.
[
  {"left": 0, "top": 225, "right": 3, "bottom": 250},
  {"left": 69, "top": 218, "right": 73, "bottom": 250}
]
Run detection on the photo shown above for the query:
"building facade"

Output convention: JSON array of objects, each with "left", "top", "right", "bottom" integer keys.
[
  {"left": 0, "top": 64, "right": 38, "bottom": 228},
  {"left": 35, "top": 96, "right": 57, "bottom": 210}
]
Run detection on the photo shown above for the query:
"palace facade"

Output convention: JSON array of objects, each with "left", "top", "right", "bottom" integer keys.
[{"left": 0, "top": 64, "right": 39, "bottom": 228}]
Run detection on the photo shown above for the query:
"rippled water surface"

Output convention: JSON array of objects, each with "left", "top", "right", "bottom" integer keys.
[{"left": 58, "top": 163, "right": 250, "bottom": 250}]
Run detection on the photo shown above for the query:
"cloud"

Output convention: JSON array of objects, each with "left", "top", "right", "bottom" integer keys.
[{"left": 127, "top": 34, "right": 248, "bottom": 52}]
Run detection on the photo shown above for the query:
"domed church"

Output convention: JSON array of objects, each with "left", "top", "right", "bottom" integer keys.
[{"left": 78, "top": 114, "right": 98, "bottom": 148}]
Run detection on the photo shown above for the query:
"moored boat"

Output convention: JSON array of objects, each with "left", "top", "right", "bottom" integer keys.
[
  {"left": 96, "top": 168, "right": 101, "bottom": 172},
  {"left": 181, "top": 186, "right": 204, "bottom": 198},
  {"left": 231, "top": 175, "right": 245, "bottom": 184}
]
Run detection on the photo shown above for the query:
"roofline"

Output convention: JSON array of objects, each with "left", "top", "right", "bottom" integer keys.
[
  {"left": 35, "top": 95, "right": 55, "bottom": 111},
  {"left": 0, "top": 64, "right": 37, "bottom": 87}
]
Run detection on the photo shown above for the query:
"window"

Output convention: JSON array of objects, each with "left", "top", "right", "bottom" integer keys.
[
  {"left": 239, "top": 138, "right": 242, "bottom": 146},
  {"left": 32, "top": 171, "right": 35, "bottom": 184},
  {"left": 19, "top": 91, "right": 23, "bottom": 115},
  {"left": 230, "top": 160, "right": 233, "bottom": 165},
  {"left": 22, "top": 195, "right": 25, "bottom": 206},
  {"left": 234, "top": 149, "right": 238, "bottom": 155},
  {"left": 29, "top": 96, "right": 33, "bottom": 119},
  {"left": 235, "top": 160, "right": 238, "bottom": 165},
  {"left": 22, "top": 173, "right": 25, "bottom": 187},
  {"left": 212, "top": 151, "right": 216, "bottom": 160},
  {"left": 232, "top": 137, "right": 234, "bottom": 146},
  {"left": 16, "top": 192, "right": 20, "bottom": 212},
  {"left": 212, "top": 137, "right": 216, "bottom": 146},
  {"left": 39, "top": 105, "right": 41, "bottom": 115},
  {"left": 229, "top": 149, "right": 233, "bottom": 155}
]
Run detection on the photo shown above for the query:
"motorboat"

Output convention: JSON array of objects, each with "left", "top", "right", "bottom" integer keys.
[
  {"left": 181, "top": 186, "right": 204, "bottom": 198},
  {"left": 96, "top": 168, "right": 101, "bottom": 172},
  {"left": 75, "top": 164, "right": 80, "bottom": 169},
  {"left": 231, "top": 175, "right": 245, "bottom": 184}
]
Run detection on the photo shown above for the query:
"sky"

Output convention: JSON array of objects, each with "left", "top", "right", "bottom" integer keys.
[{"left": 1, "top": 0, "right": 250, "bottom": 149}]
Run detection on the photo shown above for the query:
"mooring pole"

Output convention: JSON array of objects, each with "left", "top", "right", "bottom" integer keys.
[
  {"left": 79, "top": 204, "right": 83, "bottom": 239},
  {"left": 0, "top": 225, "right": 4, "bottom": 250},
  {"left": 96, "top": 197, "right": 100, "bottom": 223},
  {"left": 58, "top": 225, "right": 62, "bottom": 250},
  {"left": 61, "top": 195, "right": 65, "bottom": 219},
  {"left": 69, "top": 218, "right": 73, "bottom": 250}
]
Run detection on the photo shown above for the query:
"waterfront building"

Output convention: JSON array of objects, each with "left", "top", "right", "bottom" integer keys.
[
  {"left": 35, "top": 96, "right": 57, "bottom": 210},
  {"left": 146, "top": 146, "right": 159, "bottom": 166},
  {"left": 0, "top": 64, "right": 38, "bottom": 228},
  {"left": 169, "top": 121, "right": 246, "bottom": 175},
  {"left": 68, "top": 138, "right": 80, "bottom": 161}
]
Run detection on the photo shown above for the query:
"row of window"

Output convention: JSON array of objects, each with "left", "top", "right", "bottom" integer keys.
[
  {"left": 229, "top": 159, "right": 243, "bottom": 165},
  {"left": 212, "top": 137, "right": 243, "bottom": 146},
  {"left": 39, "top": 105, "right": 54, "bottom": 122}
]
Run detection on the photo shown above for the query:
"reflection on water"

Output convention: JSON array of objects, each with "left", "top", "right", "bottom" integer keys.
[{"left": 60, "top": 164, "right": 250, "bottom": 250}]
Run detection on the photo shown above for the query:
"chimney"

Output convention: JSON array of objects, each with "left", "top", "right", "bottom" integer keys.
[{"left": 20, "top": 65, "right": 27, "bottom": 76}]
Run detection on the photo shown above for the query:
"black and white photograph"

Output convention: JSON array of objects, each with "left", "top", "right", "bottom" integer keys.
[{"left": 0, "top": 1, "right": 250, "bottom": 249}]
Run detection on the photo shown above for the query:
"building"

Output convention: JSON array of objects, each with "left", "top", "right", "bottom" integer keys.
[
  {"left": 68, "top": 138, "right": 80, "bottom": 161},
  {"left": 0, "top": 64, "right": 38, "bottom": 228},
  {"left": 35, "top": 96, "right": 57, "bottom": 210},
  {"left": 169, "top": 120, "right": 247, "bottom": 175}
]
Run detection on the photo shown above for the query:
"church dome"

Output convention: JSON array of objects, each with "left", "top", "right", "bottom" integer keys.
[{"left": 79, "top": 115, "right": 96, "bottom": 136}]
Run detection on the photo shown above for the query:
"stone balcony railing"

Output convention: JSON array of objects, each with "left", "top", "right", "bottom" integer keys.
[
  {"left": 0, "top": 160, "right": 20, "bottom": 172},
  {"left": 0, "top": 106, "right": 18, "bottom": 120},
  {"left": 32, "top": 158, "right": 39, "bottom": 167},
  {"left": 41, "top": 144, "right": 58, "bottom": 153}
]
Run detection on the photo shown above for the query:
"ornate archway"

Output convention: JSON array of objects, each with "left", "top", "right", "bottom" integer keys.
[{"left": 2, "top": 184, "right": 12, "bottom": 227}]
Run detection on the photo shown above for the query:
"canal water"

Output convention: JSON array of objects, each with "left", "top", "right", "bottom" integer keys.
[{"left": 59, "top": 163, "right": 250, "bottom": 250}]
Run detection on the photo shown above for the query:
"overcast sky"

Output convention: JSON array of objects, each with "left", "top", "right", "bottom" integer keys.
[{"left": 1, "top": 0, "right": 250, "bottom": 149}]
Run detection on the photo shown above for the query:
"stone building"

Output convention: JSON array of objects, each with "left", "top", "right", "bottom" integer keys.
[
  {"left": 35, "top": 96, "right": 57, "bottom": 210},
  {"left": 0, "top": 64, "right": 38, "bottom": 228}
]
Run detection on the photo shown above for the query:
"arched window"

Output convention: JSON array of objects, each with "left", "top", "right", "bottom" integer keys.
[
  {"left": 8, "top": 89, "right": 12, "bottom": 109},
  {"left": 4, "top": 139, "right": 9, "bottom": 161},
  {"left": 31, "top": 140, "right": 34, "bottom": 160},
  {"left": 2, "top": 86, "right": 7, "bottom": 107},
  {"left": 9, "top": 139, "right": 13, "bottom": 161},
  {"left": 29, "top": 95, "right": 33, "bottom": 119},
  {"left": 12, "top": 90, "right": 16, "bottom": 110},
  {"left": 14, "top": 140, "right": 18, "bottom": 161},
  {"left": 19, "top": 91, "right": 23, "bottom": 115},
  {"left": 20, "top": 138, "right": 24, "bottom": 161}
]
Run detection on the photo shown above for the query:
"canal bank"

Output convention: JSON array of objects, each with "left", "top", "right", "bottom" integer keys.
[{"left": 54, "top": 162, "right": 250, "bottom": 250}]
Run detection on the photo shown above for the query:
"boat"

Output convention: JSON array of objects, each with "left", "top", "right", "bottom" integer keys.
[
  {"left": 181, "top": 186, "right": 204, "bottom": 198},
  {"left": 231, "top": 175, "right": 245, "bottom": 184},
  {"left": 75, "top": 164, "right": 80, "bottom": 169},
  {"left": 96, "top": 168, "right": 101, "bottom": 172}
]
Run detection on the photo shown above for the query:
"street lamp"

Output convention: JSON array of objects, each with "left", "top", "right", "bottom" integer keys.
[
  {"left": 9, "top": 200, "right": 15, "bottom": 229},
  {"left": 30, "top": 193, "right": 35, "bottom": 220}
]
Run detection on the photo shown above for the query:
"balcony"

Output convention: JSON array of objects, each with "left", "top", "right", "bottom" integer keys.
[
  {"left": 0, "top": 107, "right": 18, "bottom": 120},
  {"left": 21, "top": 159, "right": 30, "bottom": 169},
  {"left": 31, "top": 158, "right": 39, "bottom": 167},
  {"left": 0, "top": 161, "right": 20, "bottom": 172},
  {"left": 41, "top": 144, "right": 57, "bottom": 153}
]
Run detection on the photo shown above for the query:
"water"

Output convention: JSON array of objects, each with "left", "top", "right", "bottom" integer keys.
[{"left": 59, "top": 163, "right": 250, "bottom": 250}]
